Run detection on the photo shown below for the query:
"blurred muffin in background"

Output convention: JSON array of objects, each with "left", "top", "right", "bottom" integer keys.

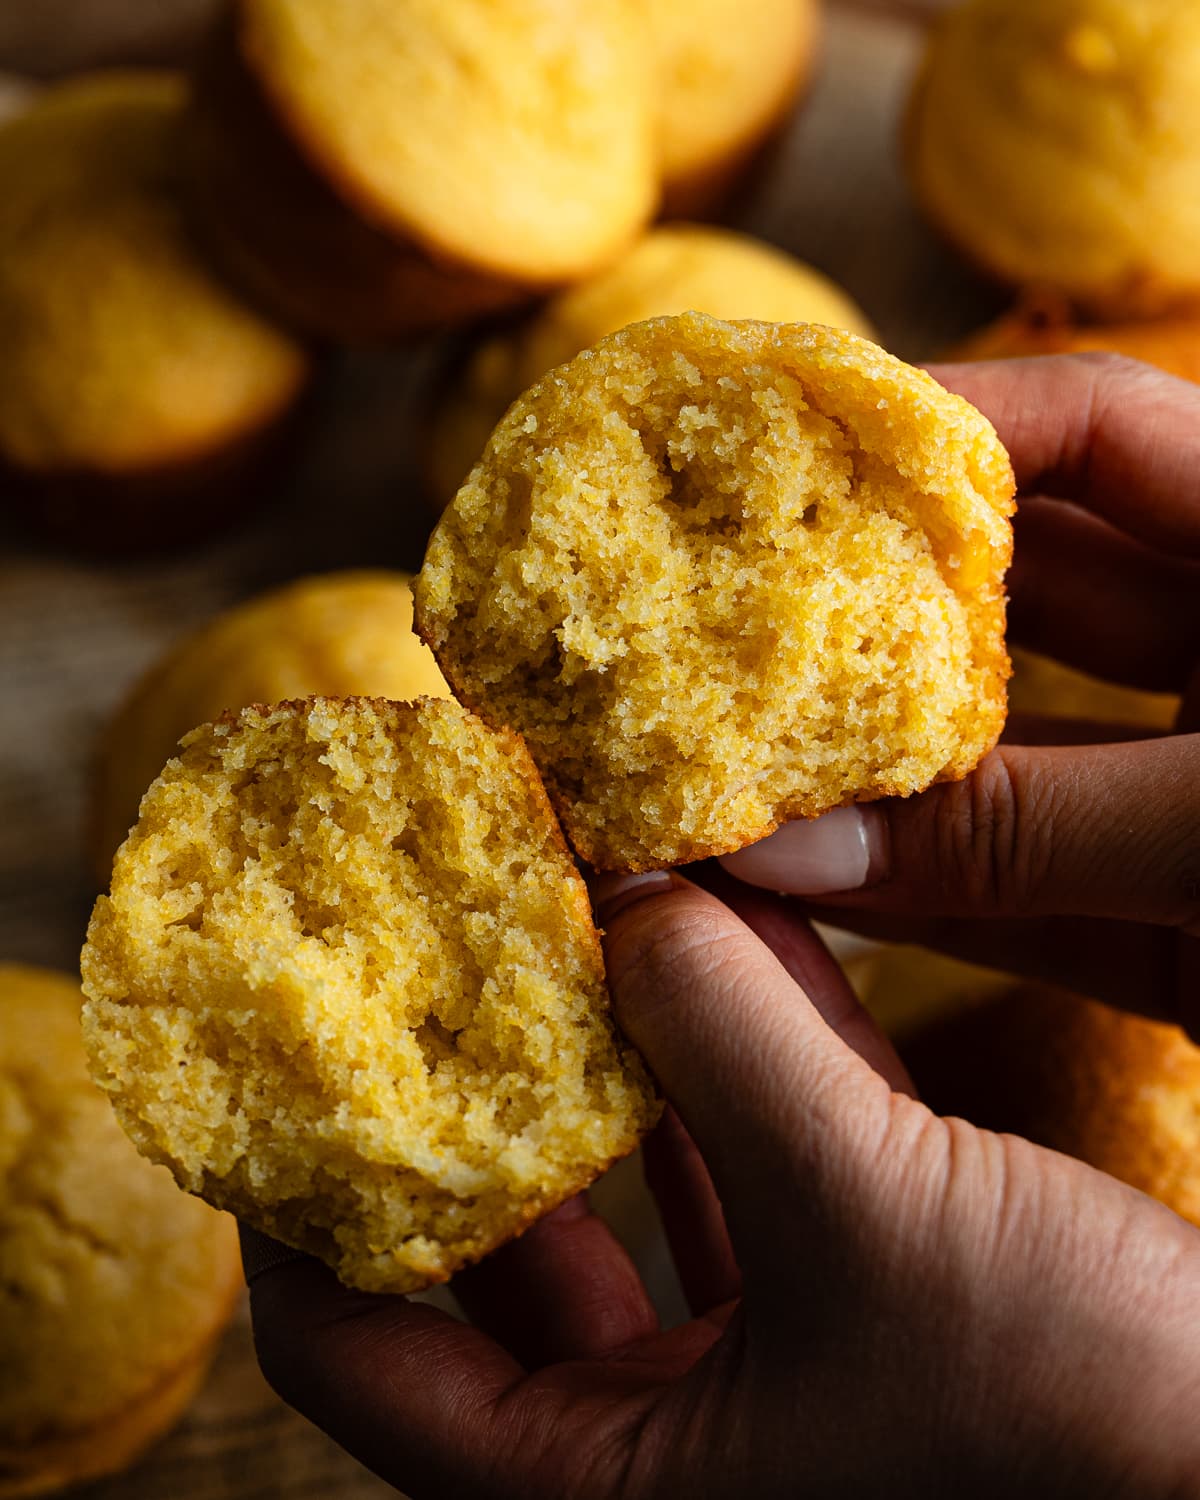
[
  {"left": 0, "top": 963, "right": 241, "bottom": 1498},
  {"left": 0, "top": 72, "right": 312, "bottom": 552},
  {"left": 427, "top": 223, "right": 874, "bottom": 506},
  {"left": 950, "top": 300, "right": 1200, "bottom": 385},
  {"left": 1008, "top": 646, "right": 1179, "bottom": 732},
  {"left": 0, "top": 0, "right": 215, "bottom": 77},
  {"left": 849, "top": 942, "right": 1011, "bottom": 1042},
  {"left": 91, "top": 570, "right": 450, "bottom": 881},
  {"left": 186, "top": 0, "right": 658, "bottom": 342},
  {"left": 901, "top": 978, "right": 1200, "bottom": 1229},
  {"left": 649, "top": 0, "right": 820, "bottom": 217},
  {"left": 907, "top": 0, "right": 1200, "bottom": 317}
]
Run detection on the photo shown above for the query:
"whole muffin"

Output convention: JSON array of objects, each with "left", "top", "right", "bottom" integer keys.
[
  {"left": 0, "top": 964, "right": 240, "bottom": 1499},
  {"left": 82, "top": 697, "right": 659, "bottom": 1295},
  {"left": 427, "top": 223, "right": 874, "bottom": 505},
  {"left": 902, "top": 981, "right": 1200, "bottom": 1229},
  {"left": 417, "top": 312, "right": 1016, "bottom": 871},
  {"left": 908, "top": 0, "right": 1200, "bottom": 317},
  {"left": 186, "top": 0, "right": 658, "bottom": 341},
  {"left": 90, "top": 570, "right": 451, "bottom": 881},
  {"left": 649, "top": 0, "right": 820, "bottom": 217},
  {"left": 950, "top": 303, "right": 1200, "bottom": 384},
  {"left": 0, "top": 72, "right": 312, "bottom": 551}
]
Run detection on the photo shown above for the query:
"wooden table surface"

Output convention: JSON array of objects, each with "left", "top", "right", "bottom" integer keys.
[{"left": 0, "top": 4, "right": 1005, "bottom": 1494}]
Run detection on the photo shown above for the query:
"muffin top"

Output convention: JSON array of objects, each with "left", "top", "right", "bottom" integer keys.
[
  {"left": 0, "top": 963, "right": 240, "bottom": 1451},
  {"left": 0, "top": 72, "right": 309, "bottom": 474},
  {"left": 428, "top": 224, "right": 875, "bottom": 501},
  {"left": 236, "top": 0, "right": 657, "bottom": 282},
  {"left": 951, "top": 305, "right": 1200, "bottom": 385},
  {"left": 417, "top": 313, "right": 1015, "bottom": 871},
  {"left": 908, "top": 0, "right": 1200, "bottom": 314},
  {"left": 82, "top": 697, "right": 658, "bottom": 1294},
  {"left": 91, "top": 570, "right": 451, "bottom": 880}
]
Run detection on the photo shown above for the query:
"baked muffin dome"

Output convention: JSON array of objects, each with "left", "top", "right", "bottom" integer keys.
[
  {"left": 951, "top": 303, "right": 1200, "bottom": 385},
  {"left": 427, "top": 223, "right": 875, "bottom": 505},
  {"left": 187, "top": 0, "right": 658, "bottom": 341},
  {"left": 0, "top": 72, "right": 311, "bottom": 549},
  {"left": 81, "top": 697, "right": 658, "bottom": 1295},
  {"left": 417, "top": 313, "right": 1015, "bottom": 871},
  {"left": 0, "top": 963, "right": 240, "bottom": 1499},
  {"left": 649, "top": 0, "right": 819, "bottom": 216},
  {"left": 903, "top": 981, "right": 1200, "bottom": 1230},
  {"left": 90, "top": 570, "right": 451, "bottom": 882},
  {"left": 908, "top": 0, "right": 1200, "bottom": 316}
]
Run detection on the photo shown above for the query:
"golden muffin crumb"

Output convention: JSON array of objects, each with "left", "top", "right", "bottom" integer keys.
[
  {"left": 90, "top": 570, "right": 451, "bottom": 882},
  {"left": 908, "top": 0, "right": 1200, "bottom": 316},
  {"left": 427, "top": 223, "right": 875, "bottom": 505},
  {"left": 417, "top": 312, "right": 1015, "bottom": 871},
  {"left": 81, "top": 697, "right": 658, "bottom": 1294},
  {"left": 0, "top": 964, "right": 240, "bottom": 1499}
]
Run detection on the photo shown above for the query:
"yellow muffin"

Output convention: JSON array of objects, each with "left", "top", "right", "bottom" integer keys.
[
  {"left": 91, "top": 570, "right": 451, "bottom": 882},
  {"left": 908, "top": 0, "right": 1200, "bottom": 317},
  {"left": 849, "top": 943, "right": 1012, "bottom": 1042},
  {"left": 427, "top": 223, "right": 875, "bottom": 506},
  {"left": 417, "top": 312, "right": 1015, "bottom": 871},
  {"left": 649, "top": 0, "right": 820, "bottom": 216},
  {"left": 903, "top": 981, "right": 1200, "bottom": 1229},
  {"left": 187, "top": 0, "right": 658, "bottom": 341},
  {"left": 0, "top": 72, "right": 311, "bottom": 550},
  {"left": 0, "top": 964, "right": 240, "bottom": 1499},
  {"left": 1008, "top": 645, "right": 1179, "bottom": 731},
  {"left": 951, "top": 302, "right": 1200, "bottom": 383},
  {"left": 81, "top": 697, "right": 659, "bottom": 1295}
]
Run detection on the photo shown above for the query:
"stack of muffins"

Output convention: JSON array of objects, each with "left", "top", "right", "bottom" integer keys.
[{"left": 5, "top": 0, "right": 1200, "bottom": 1492}]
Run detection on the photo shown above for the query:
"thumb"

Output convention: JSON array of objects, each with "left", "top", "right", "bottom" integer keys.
[
  {"left": 592, "top": 872, "right": 891, "bottom": 1278},
  {"left": 720, "top": 738, "right": 1200, "bottom": 936}
]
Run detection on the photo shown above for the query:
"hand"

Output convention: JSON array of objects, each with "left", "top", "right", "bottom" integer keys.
[
  {"left": 244, "top": 866, "right": 1200, "bottom": 1499},
  {"left": 722, "top": 353, "right": 1200, "bottom": 1037}
]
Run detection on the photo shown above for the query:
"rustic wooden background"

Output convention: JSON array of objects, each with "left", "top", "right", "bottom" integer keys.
[{"left": 0, "top": 2, "right": 1005, "bottom": 1494}]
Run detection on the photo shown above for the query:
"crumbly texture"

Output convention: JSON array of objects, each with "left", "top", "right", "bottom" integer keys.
[
  {"left": 428, "top": 223, "right": 876, "bottom": 505},
  {"left": 902, "top": 979, "right": 1200, "bottom": 1230},
  {"left": 239, "top": 0, "right": 656, "bottom": 282},
  {"left": 81, "top": 697, "right": 658, "bottom": 1294},
  {"left": 908, "top": 0, "right": 1200, "bottom": 315},
  {"left": 649, "top": 0, "right": 818, "bottom": 212},
  {"left": 0, "top": 964, "right": 240, "bottom": 1496},
  {"left": 417, "top": 313, "right": 1015, "bottom": 871},
  {"left": 91, "top": 570, "right": 451, "bottom": 881},
  {"left": 0, "top": 73, "right": 309, "bottom": 473},
  {"left": 951, "top": 304, "right": 1200, "bottom": 385}
]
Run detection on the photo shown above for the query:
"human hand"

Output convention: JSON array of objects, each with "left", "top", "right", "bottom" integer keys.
[
  {"left": 722, "top": 354, "right": 1200, "bottom": 1036},
  {"left": 244, "top": 866, "right": 1200, "bottom": 1499}
]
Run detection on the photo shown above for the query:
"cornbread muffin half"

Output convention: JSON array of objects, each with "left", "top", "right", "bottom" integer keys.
[
  {"left": 81, "top": 697, "right": 658, "bottom": 1294},
  {"left": 417, "top": 313, "right": 1016, "bottom": 871},
  {"left": 903, "top": 982, "right": 1200, "bottom": 1230},
  {"left": 427, "top": 224, "right": 875, "bottom": 506},
  {"left": 951, "top": 302, "right": 1200, "bottom": 385},
  {"left": 0, "top": 72, "right": 311, "bottom": 551},
  {"left": 90, "top": 570, "right": 451, "bottom": 882},
  {"left": 907, "top": 0, "right": 1200, "bottom": 317},
  {"left": 0, "top": 964, "right": 240, "bottom": 1499},
  {"left": 649, "top": 0, "right": 819, "bottom": 217},
  {"left": 187, "top": 0, "right": 657, "bottom": 341}
]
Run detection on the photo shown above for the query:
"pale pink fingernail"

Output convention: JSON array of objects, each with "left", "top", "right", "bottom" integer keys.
[{"left": 718, "top": 805, "right": 885, "bottom": 894}]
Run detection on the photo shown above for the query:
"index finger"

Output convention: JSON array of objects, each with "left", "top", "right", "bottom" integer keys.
[{"left": 927, "top": 353, "right": 1200, "bottom": 557}]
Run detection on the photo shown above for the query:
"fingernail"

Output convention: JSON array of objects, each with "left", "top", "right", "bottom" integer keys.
[
  {"left": 718, "top": 805, "right": 886, "bottom": 895},
  {"left": 589, "top": 871, "right": 676, "bottom": 925}
]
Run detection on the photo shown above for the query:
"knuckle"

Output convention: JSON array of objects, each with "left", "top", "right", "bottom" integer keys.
[{"left": 937, "top": 751, "right": 1056, "bottom": 912}]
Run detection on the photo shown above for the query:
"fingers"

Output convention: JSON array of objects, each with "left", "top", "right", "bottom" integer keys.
[
  {"left": 592, "top": 872, "right": 892, "bottom": 1279},
  {"left": 1007, "top": 498, "right": 1200, "bottom": 693},
  {"left": 452, "top": 1195, "right": 659, "bottom": 1368},
  {"left": 929, "top": 354, "right": 1200, "bottom": 556},
  {"left": 640, "top": 1107, "right": 740, "bottom": 1317}
]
